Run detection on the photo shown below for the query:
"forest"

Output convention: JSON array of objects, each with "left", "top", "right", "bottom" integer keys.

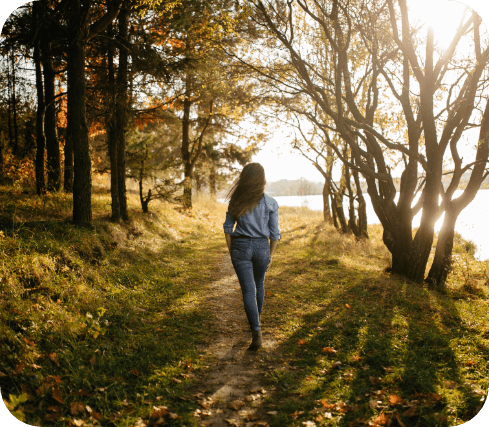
[{"left": 1, "top": 1, "right": 489, "bottom": 426}]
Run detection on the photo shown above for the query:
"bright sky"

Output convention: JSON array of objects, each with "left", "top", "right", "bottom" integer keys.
[{"left": 253, "top": 0, "right": 478, "bottom": 182}]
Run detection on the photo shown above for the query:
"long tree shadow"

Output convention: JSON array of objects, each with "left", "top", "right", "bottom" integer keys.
[{"left": 251, "top": 232, "right": 489, "bottom": 427}]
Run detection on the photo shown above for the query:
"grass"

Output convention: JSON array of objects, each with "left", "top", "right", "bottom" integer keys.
[
  {"left": 1, "top": 184, "right": 488, "bottom": 426},
  {"left": 258, "top": 209, "right": 489, "bottom": 426},
  {"left": 0, "top": 183, "right": 226, "bottom": 426}
]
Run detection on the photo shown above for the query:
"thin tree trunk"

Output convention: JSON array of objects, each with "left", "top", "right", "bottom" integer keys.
[
  {"left": 322, "top": 180, "right": 331, "bottom": 222},
  {"left": 106, "top": 24, "right": 120, "bottom": 221},
  {"left": 33, "top": 11, "right": 45, "bottom": 195},
  {"left": 43, "top": 41, "right": 61, "bottom": 192},
  {"left": 115, "top": 3, "right": 129, "bottom": 220},
  {"left": 181, "top": 71, "right": 192, "bottom": 209},
  {"left": 209, "top": 164, "right": 217, "bottom": 199},
  {"left": 11, "top": 52, "right": 19, "bottom": 156}
]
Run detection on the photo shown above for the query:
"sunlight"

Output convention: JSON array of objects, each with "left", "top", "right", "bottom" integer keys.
[{"left": 407, "top": 0, "right": 470, "bottom": 50}]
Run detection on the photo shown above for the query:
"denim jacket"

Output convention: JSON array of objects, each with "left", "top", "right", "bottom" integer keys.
[{"left": 223, "top": 194, "right": 281, "bottom": 241}]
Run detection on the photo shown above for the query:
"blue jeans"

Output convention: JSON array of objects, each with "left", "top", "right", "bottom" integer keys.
[{"left": 231, "top": 237, "right": 270, "bottom": 331}]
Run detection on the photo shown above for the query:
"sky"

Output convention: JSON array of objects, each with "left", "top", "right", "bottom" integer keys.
[{"left": 252, "top": 0, "right": 484, "bottom": 186}]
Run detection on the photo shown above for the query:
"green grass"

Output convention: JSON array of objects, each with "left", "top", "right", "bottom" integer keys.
[
  {"left": 259, "top": 211, "right": 489, "bottom": 426},
  {"left": 0, "top": 185, "right": 225, "bottom": 426},
  {"left": 1, "top": 188, "right": 488, "bottom": 426}
]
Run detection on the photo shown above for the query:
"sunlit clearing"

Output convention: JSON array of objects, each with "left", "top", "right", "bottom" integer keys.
[{"left": 408, "top": 0, "right": 470, "bottom": 50}]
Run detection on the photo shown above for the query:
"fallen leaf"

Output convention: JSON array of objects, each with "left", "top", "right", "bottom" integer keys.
[
  {"left": 130, "top": 368, "right": 140, "bottom": 376},
  {"left": 302, "top": 422, "right": 317, "bottom": 427},
  {"left": 402, "top": 406, "right": 418, "bottom": 417},
  {"left": 320, "top": 399, "right": 336, "bottom": 409},
  {"left": 52, "top": 386, "right": 64, "bottom": 404},
  {"left": 322, "top": 347, "right": 337, "bottom": 354},
  {"left": 49, "top": 353, "right": 60, "bottom": 366},
  {"left": 298, "top": 339, "right": 307, "bottom": 346},
  {"left": 291, "top": 410, "right": 304, "bottom": 419},
  {"left": 389, "top": 394, "right": 403, "bottom": 405},
  {"left": 373, "top": 412, "right": 390, "bottom": 426},
  {"left": 71, "top": 402, "right": 85, "bottom": 415},
  {"left": 172, "top": 377, "right": 181, "bottom": 384},
  {"left": 14, "top": 362, "right": 25, "bottom": 375},
  {"left": 168, "top": 412, "right": 179, "bottom": 419},
  {"left": 369, "top": 376, "right": 380, "bottom": 384},
  {"left": 151, "top": 406, "right": 169, "bottom": 418},
  {"left": 89, "top": 356, "right": 96, "bottom": 365},
  {"left": 134, "top": 419, "right": 147, "bottom": 427},
  {"left": 72, "top": 420, "right": 85, "bottom": 427},
  {"left": 266, "top": 411, "right": 278, "bottom": 415},
  {"left": 228, "top": 400, "right": 245, "bottom": 411},
  {"left": 225, "top": 419, "right": 240, "bottom": 427},
  {"left": 345, "top": 304, "right": 351, "bottom": 309}
]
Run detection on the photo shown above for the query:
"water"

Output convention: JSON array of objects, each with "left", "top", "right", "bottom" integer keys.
[{"left": 273, "top": 190, "right": 489, "bottom": 261}]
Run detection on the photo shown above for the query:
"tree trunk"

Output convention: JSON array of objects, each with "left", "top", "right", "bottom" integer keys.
[
  {"left": 115, "top": 3, "right": 129, "bottom": 220},
  {"left": 64, "top": 130, "right": 74, "bottom": 192},
  {"left": 33, "top": 5, "right": 45, "bottom": 195},
  {"left": 11, "top": 52, "right": 19, "bottom": 156},
  {"left": 209, "top": 164, "right": 217, "bottom": 199},
  {"left": 68, "top": 37, "right": 92, "bottom": 222},
  {"left": 322, "top": 179, "right": 331, "bottom": 222},
  {"left": 43, "top": 41, "right": 61, "bottom": 192},
  {"left": 181, "top": 71, "right": 192, "bottom": 209},
  {"left": 426, "top": 210, "right": 456, "bottom": 290},
  {"left": 106, "top": 28, "right": 120, "bottom": 221}
]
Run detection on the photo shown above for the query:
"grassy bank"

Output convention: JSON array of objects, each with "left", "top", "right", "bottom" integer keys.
[
  {"left": 1, "top": 186, "right": 489, "bottom": 427},
  {"left": 0, "top": 186, "right": 227, "bottom": 426}
]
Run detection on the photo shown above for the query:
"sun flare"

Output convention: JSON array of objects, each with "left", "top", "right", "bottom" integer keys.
[{"left": 407, "top": 0, "right": 473, "bottom": 50}]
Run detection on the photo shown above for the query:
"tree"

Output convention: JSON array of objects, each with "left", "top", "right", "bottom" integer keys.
[
  {"left": 249, "top": 0, "right": 489, "bottom": 288},
  {"left": 21, "top": 0, "right": 123, "bottom": 220}
]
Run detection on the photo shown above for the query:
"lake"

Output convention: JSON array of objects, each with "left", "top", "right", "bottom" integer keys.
[{"left": 274, "top": 190, "right": 489, "bottom": 261}]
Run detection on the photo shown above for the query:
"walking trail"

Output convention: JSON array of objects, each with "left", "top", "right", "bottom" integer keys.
[{"left": 191, "top": 252, "right": 281, "bottom": 427}]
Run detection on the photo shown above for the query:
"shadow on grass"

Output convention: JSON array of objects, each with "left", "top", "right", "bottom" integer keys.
[{"left": 251, "top": 233, "right": 489, "bottom": 426}]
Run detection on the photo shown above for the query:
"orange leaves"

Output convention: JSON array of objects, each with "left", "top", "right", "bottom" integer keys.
[
  {"left": 388, "top": 394, "right": 403, "bottom": 405},
  {"left": 322, "top": 347, "right": 337, "bottom": 354},
  {"left": 151, "top": 405, "right": 169, "bottom": 419},
  {"left": 71, "top": 402, "right": 85, "bottom": 416},
  {"left": 52, "top": 386, "right": 64, "bottom": 404},
  {"left": 49, "top": 353, "right": 60, "bottom": 366},
  {"left": 373, "top": 412, "right": 390, "bottom": 426}
]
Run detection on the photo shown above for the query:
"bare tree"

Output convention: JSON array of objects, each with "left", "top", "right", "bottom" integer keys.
[{"left": 247, "top": 0, "right": 489, "bottom": 288}]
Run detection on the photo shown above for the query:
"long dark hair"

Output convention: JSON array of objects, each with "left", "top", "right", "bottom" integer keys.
[{"left": 226, "top": 163, "right": 266, "bottom": 219}]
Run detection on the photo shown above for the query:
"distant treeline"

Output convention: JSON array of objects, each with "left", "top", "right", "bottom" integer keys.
[
  {"left": 265, "top": 178, "right": 324, "bottom": 197},
  {"left": 264, "top": 174, "right": 489, "bottom": 197}
]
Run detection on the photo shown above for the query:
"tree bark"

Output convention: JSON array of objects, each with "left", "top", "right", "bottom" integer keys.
[
  {"left": 106, "top": 26, "right": 120, "bottom": 221},
  {"left": 68, "top": 36, "right": 92, "bottom": 222},
  {"left": 42, "top": 41, "right": 61, "bottom": 192},
  {"left": 33, "top": 2, "right": 45, "bottom": 195},
  {"left": 322, "top": 179, "right": 331, "bottom": 222},
  {"left": 115, "top": 3, "right": 129, "bottom": 220},
  {"left": 11, "top": 52, "right": 19, "bottom": 156},
  {"left": 182, "top": 71, "right": 193, "bottom": 209}
]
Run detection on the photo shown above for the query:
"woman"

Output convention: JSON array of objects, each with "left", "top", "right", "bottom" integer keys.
[{"left": 223, "top": 163, "right": 281, "bottom": 351}]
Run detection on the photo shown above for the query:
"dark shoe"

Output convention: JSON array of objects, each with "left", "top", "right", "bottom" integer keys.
[{"left": 248, "top": 330, "right": 262, "bottom": 351}]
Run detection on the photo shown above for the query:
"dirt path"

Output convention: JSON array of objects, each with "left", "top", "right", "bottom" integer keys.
[{"left": 192, "top": 252, "right": 280, "bottom": 427}]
